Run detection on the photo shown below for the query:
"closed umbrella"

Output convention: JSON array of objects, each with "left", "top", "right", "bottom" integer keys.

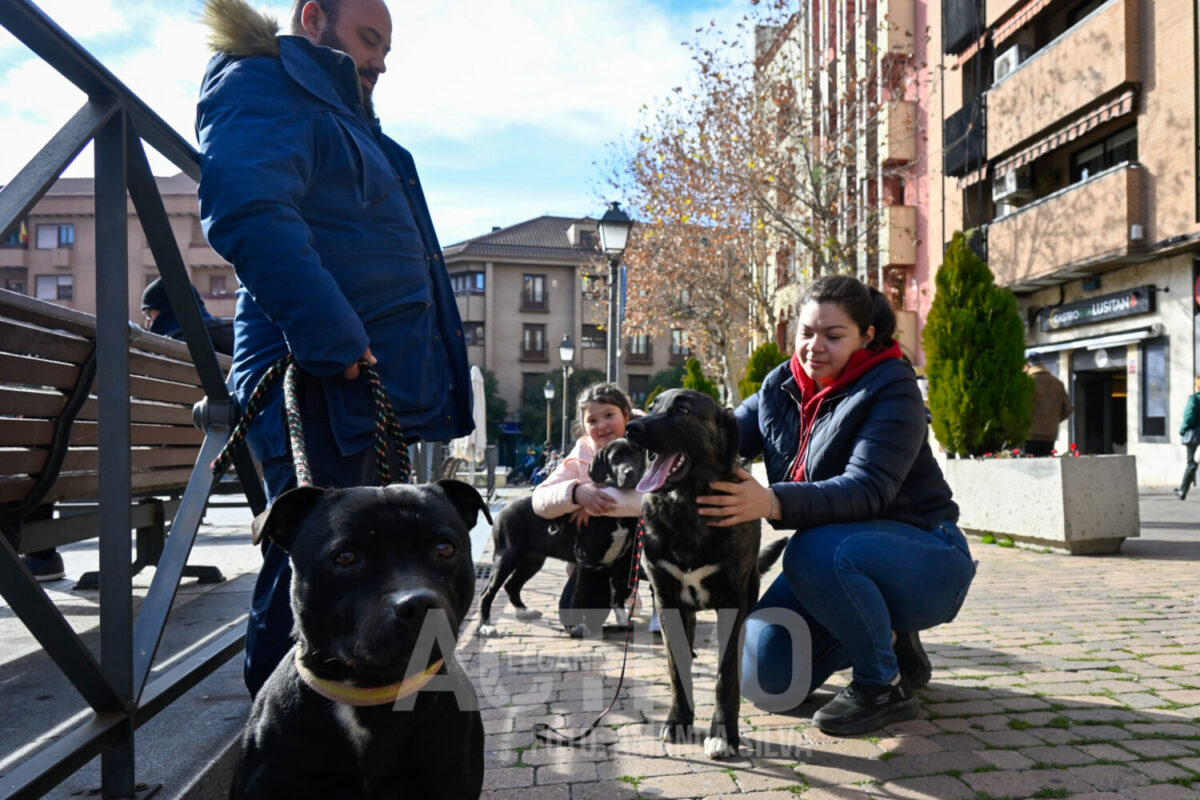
[{"left": 452, "top": 365, "right": 488, "bottom": 483}]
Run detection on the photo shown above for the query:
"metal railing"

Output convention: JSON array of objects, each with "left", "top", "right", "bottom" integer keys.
[{"left": 0, "top": 1, "right": 266, "bottom": 797}]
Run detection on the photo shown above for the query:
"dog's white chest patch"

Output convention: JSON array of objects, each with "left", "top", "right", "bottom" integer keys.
[
  {"left": 335, "top": 703, "right": 371, "bottom": 752},
  {"left": 600, "top": 521, "right": 631, "bottom": 565},
  {"left": 657, "top": 561, "right": 721, "bottom": 607}
]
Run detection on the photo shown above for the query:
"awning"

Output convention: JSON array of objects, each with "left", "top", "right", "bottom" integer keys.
[
  {"left": 1026, "top": 323, "right": 1163, "bottom": 356},
  {"left": 994, "top": 88, "right": 1136, "bottom": 176},
  {"left": 994, "top": 0, "right": 1053, "bottom": 47},
  {"left": 955, "top": 166, "right": 987, "bottom": 190},
  {"left": 956, "top": 33, "right": 987, "bottom": 66}
]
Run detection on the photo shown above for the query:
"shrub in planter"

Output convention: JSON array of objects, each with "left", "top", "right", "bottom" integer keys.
[
  {"left": 923, "top": 231, "right": 1033, "bottom": 456},
  {"left": 739, "top": 341, "right": 788, "bottom": 399},
  {"left": 682, "top": 357, "right": 721, "bottom": 402}
]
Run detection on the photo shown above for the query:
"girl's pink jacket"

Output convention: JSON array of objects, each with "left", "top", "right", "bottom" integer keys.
[{"left": 531, "top": 434, "right": 643, "bottom": 520}]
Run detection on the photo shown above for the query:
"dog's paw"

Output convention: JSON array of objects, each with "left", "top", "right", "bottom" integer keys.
[
  {"left": 513, "top": 608, "right": 542, "bottom": 621},
  {"left": 659, "top": 722, "right": 694, "bottom": 743},
  {"left": 478, "top": 623, "right": 501, "bottom": 638},
  {"left": 704, "top": 735, "right": 737, "bottom": 759},
  {"left": 568, "top": 624, "right": 591, "bottom": 639}
]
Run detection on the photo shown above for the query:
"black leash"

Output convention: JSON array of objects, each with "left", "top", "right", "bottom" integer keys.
[
  {"left": 211, "top": 354, "right": 411, "bottom": 487},
  {"left": 534, "top": 518, "right": 647, "bottom": 746}
]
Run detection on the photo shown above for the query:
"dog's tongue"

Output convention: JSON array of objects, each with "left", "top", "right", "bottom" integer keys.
[{"left": 637, "top": 452, "right": 681, "bottom": 493}]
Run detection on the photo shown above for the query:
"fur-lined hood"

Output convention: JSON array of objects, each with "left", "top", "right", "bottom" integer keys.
[{"left": 201, "top": 0, "right": 281, "bottom": 58}]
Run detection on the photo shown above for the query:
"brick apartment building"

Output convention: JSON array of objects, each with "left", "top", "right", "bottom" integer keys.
[
  {"left": 755, "top": 0, "right": 930, "bottom": 362},
  {"left": 0, "top": 173, "right": 236, "bottom": 325},
  {"left": 938, "top": 0, "right": 1199, "bottom": 482},
  {"left": 443, "top": 216, "right": 679, "bottom": 416}
]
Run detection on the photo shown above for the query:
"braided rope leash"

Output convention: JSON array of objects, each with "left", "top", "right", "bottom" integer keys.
[
  {"left": 534, "top": 516, "right": 647, "bottom": 746},
  {"left": 211, "top": 355, "right": 411, "bottom": 488}
]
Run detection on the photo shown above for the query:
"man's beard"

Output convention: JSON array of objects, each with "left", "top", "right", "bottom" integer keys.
[{"left": 317, "top": 27, "right": 378, "bottom": 118}]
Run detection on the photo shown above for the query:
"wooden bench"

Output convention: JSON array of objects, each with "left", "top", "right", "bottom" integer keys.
[{"left": 0, "top": 289, "right": 237, "bottom": 587}]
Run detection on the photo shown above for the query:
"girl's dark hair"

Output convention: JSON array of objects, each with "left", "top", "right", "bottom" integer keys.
[
  {"left": 799, "top": 274, "right": 896, "bottom": 349},
  {"left": 576, "top": 382, "right": 631, "bottom": 417}
]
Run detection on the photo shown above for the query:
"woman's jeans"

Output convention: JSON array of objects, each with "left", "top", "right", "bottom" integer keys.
[{"left": 741, "top": 518, "right": 976, "bottom": 712}]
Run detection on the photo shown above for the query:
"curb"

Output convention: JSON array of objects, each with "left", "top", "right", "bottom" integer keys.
[{"left": 172, "top": 736, "right": 239, "bottom": 800}]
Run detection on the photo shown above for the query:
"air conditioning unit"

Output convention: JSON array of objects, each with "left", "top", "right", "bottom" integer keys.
[
  {"left": 993, "top": 44, "right": 1031, "bottom": 83},
  {"left": 992, "top": 166, "right": 1034, "bottom": 204}
]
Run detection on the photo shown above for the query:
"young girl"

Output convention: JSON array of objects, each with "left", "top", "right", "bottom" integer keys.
[{"left": 533, "top": 383, "right": 644, "bottom": 633}]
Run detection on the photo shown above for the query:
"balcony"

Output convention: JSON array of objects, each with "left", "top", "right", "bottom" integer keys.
[
  {"left": 880, "top": 204, "right": 917, "bottom": 267},
  {"left": 883, "top": 100, "right": 916, "bottom": 164},
  {"left": 943, "top": 98, "right": 986, "bottom": 177},
  {"left": 625, "top": 341, "right": 653, "bottom": 364},
  {"left": 986, "top": 163, "right": 1144, "bottom": 290},
  {"left": 987, "top": 0, "right": 1140, "bottom": 157},
  {"left": 943, "top": 0, "right": 982, "bottom": 54},
  {"left": 519, "top": 292, "right": 547, "bottom": 312}
]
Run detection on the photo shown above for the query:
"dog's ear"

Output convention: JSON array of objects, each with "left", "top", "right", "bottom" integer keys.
[
  {"left": 434, "top": 479, "right": 494, "bottom": 529},
  {"left": 718, "top": 406, "right": 741, "bottom": 470},
  {"left": 588, "top": 443, "right": 610, "bottom": 482},
  {"left": 250, "top": 485, "right": 327, "bottom": 550}
]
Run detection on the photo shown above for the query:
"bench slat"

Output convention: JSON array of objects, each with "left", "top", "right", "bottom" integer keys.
[
  {"left": 0, "top": 467, "right": 199, "bottom": 505},
  {"left": 0, "top": 352, "right": 209, "bottom": 405},
  {"left": 0, "top": 418, "right": 205, "bottom": 447},
  {"left": 0, "top": 388, "right": 196, "bottom": 426},
  {"left": 1, "top": 446, "right": 201, "bottom": 477}
]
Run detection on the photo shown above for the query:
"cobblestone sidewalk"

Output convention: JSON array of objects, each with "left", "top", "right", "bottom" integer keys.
[{"left": 460, "top": 519, "right": 1200, "bottom": 800}]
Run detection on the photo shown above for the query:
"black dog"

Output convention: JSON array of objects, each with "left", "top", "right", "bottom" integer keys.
[
  {"left": 625, "top": 389, "right": 785, "bottom": 759},
  {"left": 231, "top": 480, "right": 491, "bottom": 800},
  {"left": 477, "top": 438, "right": 644, "bottom": 638}
]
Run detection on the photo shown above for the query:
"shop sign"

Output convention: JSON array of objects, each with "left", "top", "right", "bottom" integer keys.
[{"left": 1039, "top": 285, "right": 1155, "bottom": 332}]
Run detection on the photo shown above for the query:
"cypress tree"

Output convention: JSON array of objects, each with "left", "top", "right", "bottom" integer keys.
[
  {"left": 923, "top": 231, "right": 1033, "bottom": 456},
  {"left": 739, "top": 341, "right": 788, "bottom": 399},
  {"left": 682, "top": 357, "right": 722, "bottom": 402}
]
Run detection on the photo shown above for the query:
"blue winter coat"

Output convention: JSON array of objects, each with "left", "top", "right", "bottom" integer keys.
[
  {"left": 196, "top": 36, "right": 471, "bottom": 461},
  {"left": 736, "top": 357, "right": 958, "bottom": 532}
]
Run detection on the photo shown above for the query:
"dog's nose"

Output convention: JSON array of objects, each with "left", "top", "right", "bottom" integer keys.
[{"left": 390, "top": 587, "right": 441, "bottom": 627}]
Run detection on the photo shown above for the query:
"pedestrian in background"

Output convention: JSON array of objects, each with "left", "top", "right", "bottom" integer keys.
[
  {"left": 140, "top": 277, "right": 234, "bottom": 356},
  {"left": 1174, "top": 375, "right": 1200, "bottom": 500},
  {"left": 1024, "top": 353, "right": 1072, "bottom": 456}
]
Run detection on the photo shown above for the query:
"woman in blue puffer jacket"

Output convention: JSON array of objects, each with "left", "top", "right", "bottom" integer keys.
[{"left": 697, "top": 274, "right": 975, "bottom": 736}]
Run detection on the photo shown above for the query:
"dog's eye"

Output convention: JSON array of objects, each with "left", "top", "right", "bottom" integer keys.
[
  {"left": 435, "top": 542, "right": 456, "bottom": 559},
  {"left": 333, "top": 550, "right": 358, "bottom": 567}
]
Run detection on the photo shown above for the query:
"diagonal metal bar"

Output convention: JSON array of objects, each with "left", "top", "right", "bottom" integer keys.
[
  {"left": 0, "top": 714, "right": 127, "bottom": 800},
  {"left": 0, "top": 0, "right": 199, "bottom": 180},
  {"left": 0, "top": 97, "right": 116, "bottom": 242},
  {"left": 124, "top": 131, "right": 227, "bottom": 399},
  {"left": 0, "top": 536, "right": 123, "bottom": 713},
  {"left": 132, "top": 430, "right": 227, "bottom": 698}
]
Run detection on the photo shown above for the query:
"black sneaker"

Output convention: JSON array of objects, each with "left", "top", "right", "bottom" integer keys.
[
  {"left": 894, "top": 631, "right": 932, "bottom": 690},
  {"left": 22, "top": 551, "right": 65, "bottom": 582},
  {"left": 812, "top": 678, "right": 919, "bottom": 736}
]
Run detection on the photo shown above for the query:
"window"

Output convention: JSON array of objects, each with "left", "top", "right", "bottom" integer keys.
[
  {"left": 627, "top": 332, "right": 651, "bottom": 363},
  {"left": 451, "top": 271, "right": 485, "bottom": 295},
  {"left": 210, "top": 275, "right": 228, "bottom": 296},
  {"left": 522, "top": 324, "right": 546, "bottom": 360},
  {"left": 670, "top": 329, "right": 690, "bottom": 362},
  {"left": 2, "top": 222, "right": 26, "bottom": 248},
  {"left": 1140, "top": 337, "right": 1168, "bottom": 440},
  {"left": 522, "top": 274, "right": 547, "bottom": 310},
  {"left": 1070, "top": 125, "right": 1136, "bottom": 183},
  {"left": 577, "top": 230, "right": 597, "bottom": 249},
  {"left": 35, "top": 274, "right": 73, "bottom": 300},
  {"left": 4, "top": 277, "right": 25, "bottom": 293},
  {"left": 581, "top": 324, "right": 606, "bottom": 349},
  {"left": 581, "top": 273, "right": 603, "bottom": 299},
  {"left": 35, "top": 223, "right": 73, "bottom": 250},
  {"left": 464, "top": 322, "right": 485, "bottom": 346},
  {"left": 628, "top": 375, "right": 650, "bottom": 407}
]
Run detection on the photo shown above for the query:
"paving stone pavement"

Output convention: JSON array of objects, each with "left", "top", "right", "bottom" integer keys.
[{"left": 462, "top": 488, "right": 1200, "bottom": 800}]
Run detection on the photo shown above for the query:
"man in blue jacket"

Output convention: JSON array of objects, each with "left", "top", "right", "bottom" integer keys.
[{"left": 197, "top": 0, "right": 473, "bottom": 694}]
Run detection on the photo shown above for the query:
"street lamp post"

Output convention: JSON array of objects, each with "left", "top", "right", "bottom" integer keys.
[
  {"left": 597, "top": 201, "right": 633, "bottom": 385},
  {"left": 542, "top": 380, "right": 555, "bottom": 447},
  {"left": 558, "top": 334, "right": 575, "bottom": 454}
]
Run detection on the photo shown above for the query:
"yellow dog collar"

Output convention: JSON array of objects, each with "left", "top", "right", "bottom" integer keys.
[{"left": 294, "top": 649, "right": 443, "bottom": 707}]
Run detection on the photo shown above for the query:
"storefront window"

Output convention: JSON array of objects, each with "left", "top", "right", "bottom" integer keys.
[{"left": 1139, "top": 337, "right": 1168, "bottom": 440}]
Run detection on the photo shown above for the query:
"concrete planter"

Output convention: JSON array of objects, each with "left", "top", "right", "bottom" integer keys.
[{"left": 942, "top": 455, "right": 1140, "bottom": 554}]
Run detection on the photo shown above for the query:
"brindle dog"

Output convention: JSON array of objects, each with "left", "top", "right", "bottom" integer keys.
[{"left": 625, "top": 389, "right": 784, "bottom": 759}]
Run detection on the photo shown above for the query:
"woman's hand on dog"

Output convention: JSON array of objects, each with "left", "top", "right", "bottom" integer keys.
[
  {"left": 575, "top": 481, "right": 618, "bottom": 516},
  {"left": 697, "top": 466, "right": 781, "bottom": 527}
]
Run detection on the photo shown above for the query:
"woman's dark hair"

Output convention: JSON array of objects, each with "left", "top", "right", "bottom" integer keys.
[{"left": 799, "top": 274, "right": 896, "bottom": 349}]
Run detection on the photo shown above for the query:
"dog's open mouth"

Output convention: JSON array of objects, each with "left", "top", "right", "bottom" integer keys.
[{"left": 637, "top": 452, "right": 689, "bottom": 492}]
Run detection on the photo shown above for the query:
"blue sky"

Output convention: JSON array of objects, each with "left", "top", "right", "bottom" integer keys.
[{"left": 0, "top": 0, "right": 751, "bottom": 245}]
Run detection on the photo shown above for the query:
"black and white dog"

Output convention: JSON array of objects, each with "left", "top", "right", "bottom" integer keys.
[
  {"left": 477, "top": 438, "right": 645, "bottom": 637},
  {"left": 625, "top": 390, "right": 785, "bottom": 759},
  {"left": 231, "top": 480, "right": 491, "bottom": 800}
]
